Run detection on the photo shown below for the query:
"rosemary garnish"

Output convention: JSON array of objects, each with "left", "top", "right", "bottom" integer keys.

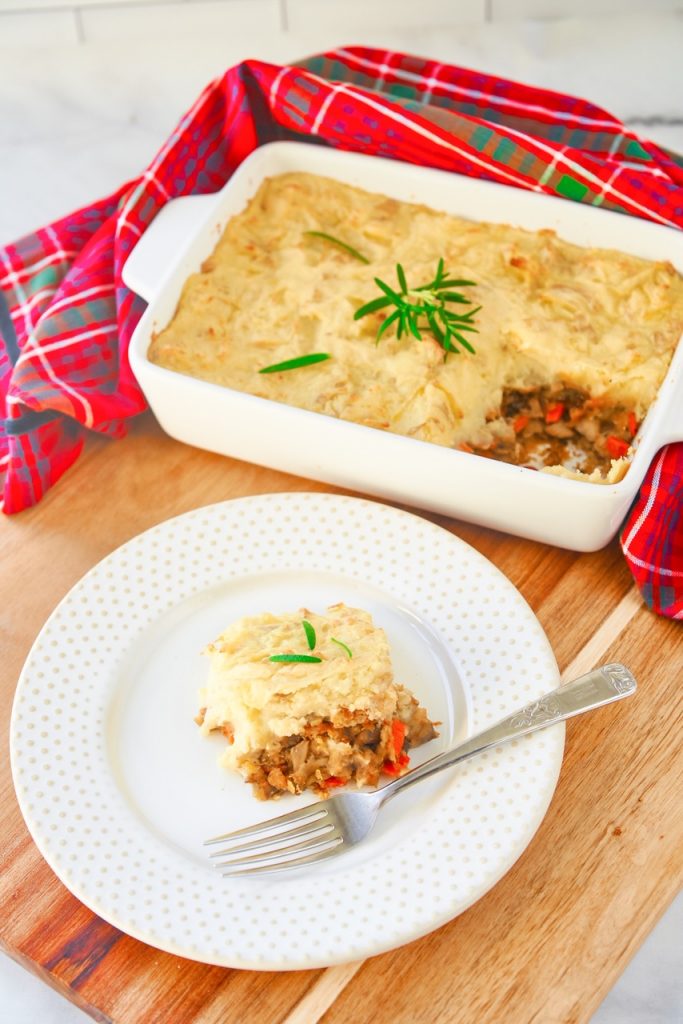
[
  {"left": 330, "top": 637, "right": 353, "bottom": 658},
  {"left": 354, "top": 258, "right": 480, "bottom": 357},
  {"left": 304, "top": 231, "right": 369, "bottom": 264},
  {"left": 269, "top": 654, "right": 322, "bottom": 663},
  {"left": 259, "top": 353, "right": 331, "bottom": 374},
  {"left": 302, "top": 619, "right": 316, "bottom": 651}
]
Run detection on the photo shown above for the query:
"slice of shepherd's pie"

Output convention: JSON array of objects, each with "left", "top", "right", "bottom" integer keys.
[{"left": 196, "top": 603, "right": 438, "bottom": 799}]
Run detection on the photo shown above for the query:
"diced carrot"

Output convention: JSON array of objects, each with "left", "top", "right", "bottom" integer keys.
[
  {"left": 513, "top": 414, "right": 529, "bottom": 433},
  {"left": 323, "top": 776, "right": 346, "bottom": 788},
  {"left": 458, "top": 442, "right": 474, "bottom": 453},
  {"left": 606, "top": 435, "right": 630, "bottom": 459},
  {"left": 545, "top": 402, "right": 565, "bottom": 424},
  {"left": 628, "top": 411, "right": 638, "bottom": 437},
  {"left": 382, "top": 752, "right": 410, "bottom": 776},
  {"left": 391, "top": 719, "right": 407, "bottom": 758}
]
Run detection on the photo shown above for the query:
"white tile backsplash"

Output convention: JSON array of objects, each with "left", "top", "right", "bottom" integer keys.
[
  {"left": 286, "top": 0, "right": 486, "bottom": 33},
  {"left": 0, "top": 8, "right": 79, "bottom": 45},
  {"left": 1, "top": 0, "right": 681, "bottom": 45},
  {"left": 0, "top": 0, "right": 181, "bottom": 8},
  {"left": 491, "top": 0, "right": 681, "bottom": 18},
  {"left": 79, "top": 0, "right": 282, "bottom": 43}
]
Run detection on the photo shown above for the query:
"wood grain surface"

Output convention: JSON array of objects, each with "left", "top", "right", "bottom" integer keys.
[{"left": 1, "top": 414, "right": 681, "bottom": 1024}]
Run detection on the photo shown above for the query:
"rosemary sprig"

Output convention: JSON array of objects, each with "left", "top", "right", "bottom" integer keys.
[
  {"left": 269, "top": 654, "right": 322, "bottom": 663},
  {"left": 259, "top": 353, "right": 331, "bottom": 374},
  {"left": 302, "top": 619, "right": 316, "bottom": 650},
  {"left": 330, "top": 637, "right": 353, "bottom": 658},
  {"left": 304, "top": 231, "right": 369, "bottom": 264},
  {"left": 354, "top": 258, "right": 480, "bottom": 357}
]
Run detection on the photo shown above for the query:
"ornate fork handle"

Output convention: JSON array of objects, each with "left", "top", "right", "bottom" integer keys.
[
  {"left": 508, "top": 696, "right": 563, "bottom": 728},
  {"left": 379, "top": 663, "right": 637, "bottom": 803}
]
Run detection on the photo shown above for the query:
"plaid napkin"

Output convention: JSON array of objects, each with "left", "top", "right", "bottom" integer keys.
[{"left": 1, "top": 46, "right": 682, "bottom": 617}]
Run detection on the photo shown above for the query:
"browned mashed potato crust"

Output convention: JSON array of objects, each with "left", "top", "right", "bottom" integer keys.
[{"left": 149, "top": 172, "right": 683, "bottom": 483}]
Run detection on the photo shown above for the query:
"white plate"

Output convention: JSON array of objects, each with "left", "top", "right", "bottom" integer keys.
[{"left": 11, "top": 493, "right": 563, "bottom": 970}]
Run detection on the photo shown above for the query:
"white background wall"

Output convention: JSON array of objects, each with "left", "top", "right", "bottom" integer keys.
[{"left": 1, "top": 0, "right": 682, "bottom": 47}]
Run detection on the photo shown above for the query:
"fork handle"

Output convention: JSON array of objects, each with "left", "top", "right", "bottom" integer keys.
[{"left": 379, "top": 663, "right": 636, "bottom": 802}]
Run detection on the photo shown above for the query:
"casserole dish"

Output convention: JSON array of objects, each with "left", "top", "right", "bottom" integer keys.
[{"left": 123, "top": 142, "right": 683, "bottom": 550}]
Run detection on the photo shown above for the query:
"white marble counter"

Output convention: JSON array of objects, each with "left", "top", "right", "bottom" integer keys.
[{"left": 1, "top": 5, "right": 682, "bottom": 1021}]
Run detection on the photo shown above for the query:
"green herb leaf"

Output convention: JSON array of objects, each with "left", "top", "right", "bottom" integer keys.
[
  {"left": 441, "top": 339, "right": 456, "bottom": 362},
  {"left": 443, "top": 320, "right": 478, "bottom": 332},
  {"left": 302, "top": 619, "right": 316, "bottom": 650},
  {"left": 269, "top": 654, "right": 323, "bottom": 663},
  {"left": 426, "top": 309, "right": 445, "bottom": 344},
  {"left": 353, "top": 295, "right": 392, "bottom": 320},
  {"left": 407, "top": 314, "right": 422, "bottom": 341},
  {"left": 375, "top": 277, "right": 403, "bottom": 304},
  {"left": 452, "top": 332, "right": 476, "bottom": 354},
  {"left": 355, "top": 261, "right": 479, "bottom": 357},
  {"left": 432, "top": 278, "right": 477, "bottom": 289},
  {"left": 376, "top": 308, "right": 402, "bottom": 343},
  {"left": 304, "top": 231, "right": 369, "bottom": 264},
  {"left": 259, "top": 353, "right": 331, "bottom": 374},
  {"left": 331, "top": 638, "right": 353, "bottom": 658}
]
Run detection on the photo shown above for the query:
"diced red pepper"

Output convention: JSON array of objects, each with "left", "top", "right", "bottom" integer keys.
[
  {"left": 513, "top": 414, "right": 529, "bottom": 433},
  {"left": 628, "top": 411, "right": 638, "bottom": 438},
  {"left": 391, "top": 719, "right": 407, "bottom": 758},
  {"left": 606, "top": 435, "right": 630, "bottom": 459},
  {"left": 323, "top": 776, "right": 346, "bottom": 788},
  {"left": 545, "top": 402, "right": 565, "bottom": 424},
  {"left": 382, "top": 752, "right": 410, "bottom": 776}
]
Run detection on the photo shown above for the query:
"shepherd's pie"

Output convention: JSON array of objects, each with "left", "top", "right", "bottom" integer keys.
[
  {"left": 149, "top": 172, "right": 683, "bottom": 482},
  {"left": 196, "top": 603, "right": 437, "bottom": 799}
]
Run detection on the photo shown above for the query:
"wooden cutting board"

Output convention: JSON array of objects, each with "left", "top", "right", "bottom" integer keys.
[{"left": 1, "top": 415, "right": 681, "bottom": 1024}]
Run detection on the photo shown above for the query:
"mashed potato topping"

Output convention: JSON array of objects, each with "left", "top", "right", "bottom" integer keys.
[
  {"left": 198, "top": 604, "right": 437, "bottom": 800},
  {"left": 149, "top": 172, "right": 683, "bottom": 482},
  {"left": 200, "top": 604, "right": 395, "bottom": 767}
]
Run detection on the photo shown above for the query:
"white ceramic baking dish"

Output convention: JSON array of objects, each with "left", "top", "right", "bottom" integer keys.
[{"left": 123, "top": 141, "right": 683, "bottom": 551}]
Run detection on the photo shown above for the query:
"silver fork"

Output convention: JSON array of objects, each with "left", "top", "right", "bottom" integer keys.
[{"left": 205, "top": 663, "right": 636, "bottom": 875}]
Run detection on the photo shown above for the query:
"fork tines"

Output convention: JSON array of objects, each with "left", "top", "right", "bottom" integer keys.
[{"left": 205, "top": 803, "right": 344, "bottom": 875}]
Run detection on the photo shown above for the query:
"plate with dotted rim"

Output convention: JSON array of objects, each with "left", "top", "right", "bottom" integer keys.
[{"left": 10, "top": 493, "right": 564, "bottom": 970}]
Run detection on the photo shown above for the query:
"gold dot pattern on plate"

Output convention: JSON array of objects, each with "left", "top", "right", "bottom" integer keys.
[{"left": 10, "top": 493, "right": 563, "bottom": 970}]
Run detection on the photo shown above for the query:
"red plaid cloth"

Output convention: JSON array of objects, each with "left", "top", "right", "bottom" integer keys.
[{"left": 1, "top": 46, "right": 682, "bottom": 617}]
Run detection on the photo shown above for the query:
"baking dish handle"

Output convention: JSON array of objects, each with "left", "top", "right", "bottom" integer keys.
[{"left": 121, "top": 193, "right": 218, "bottom": 304}]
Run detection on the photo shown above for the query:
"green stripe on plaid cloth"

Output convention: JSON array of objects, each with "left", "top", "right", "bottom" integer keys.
[{"left": 296, "top": 49, "right": 682, "bottom": 222}]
